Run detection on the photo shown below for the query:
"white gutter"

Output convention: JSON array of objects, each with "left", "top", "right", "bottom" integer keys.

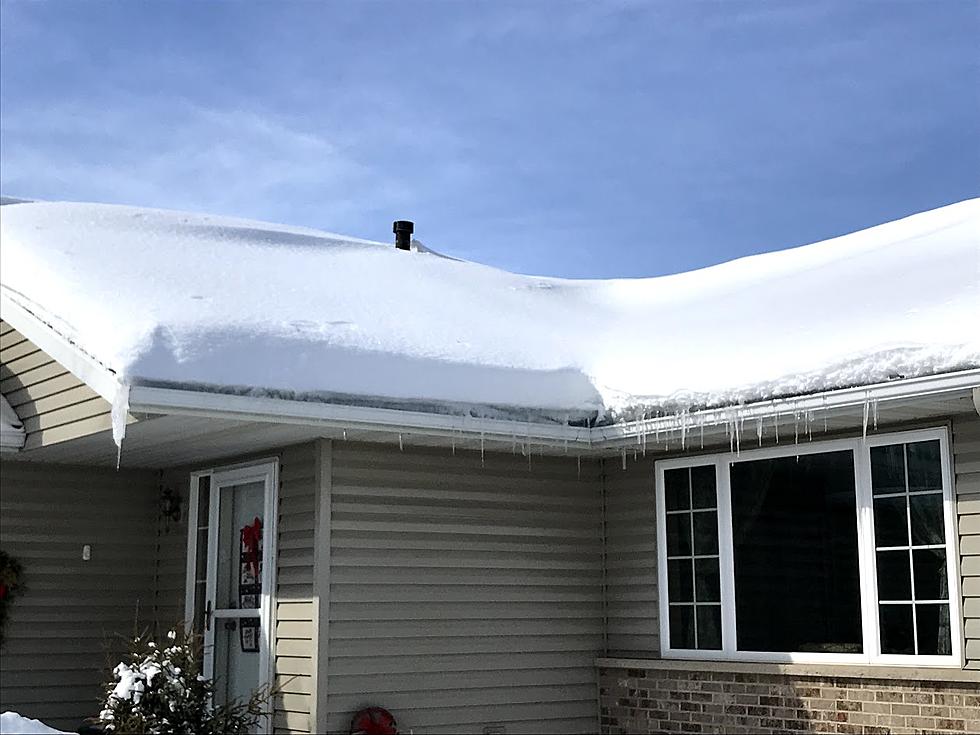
[
  {"left": 591, "top": 369, "right": 980, "bottom": 450},
  {"left": 0, "top": 394, "right": 25, "bottom": 453},
  {"left": 129, "top": 385, "right": 593, "bottom": 449},
  {"left": 129, "top": 369, "right": 980, "bottom": 454}
]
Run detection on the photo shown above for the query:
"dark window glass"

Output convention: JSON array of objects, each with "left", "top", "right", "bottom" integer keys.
[
  {"left": 669, "top": 606, "right": 695, "bottom": 649},
  {"left": 873, "top": 497, "right": 909, "bottom": 548},
  {"left": 871, "top": 444, "right": 905, "bottom": 495},
  {"left": 731, "top": 450, "right": 862, "bottom": 653},
  {"left": 665, "top": 468, "right": 690, "bottom": 511},
  {"left": 693, "top": 512, "right": 719, "bottom": 555},
  {"left": 915, "top": 604, "right": 951, "bottom": 655},
  {"left": 875, "top": 550, "right": 911, "bottom": 601},
  {"left": 695, "top": 557, "right": 721, "bottom": 603},
  {"left": 912, "top": 549, "right": 948, "bottom": 601},
  {"left": 879, "top": 604, "right": 914, "bottom": 654},
  {"left": 697, "top": 605, "right": 722, "bottom": 650},
  {"left": 666, "top": 514, "right": 691, "bottom": 557},
  {"left": 906, "top": 440, "right": 942, "bottom": 492},
  {"left": 909, "top": 494, "right": 945, "bottom": 546},
  {"left": 691, "top": 466, "right": 716, "bottom": 509},
  {"left": 667, "top": 559, "right": 693, "bottom": 602}
]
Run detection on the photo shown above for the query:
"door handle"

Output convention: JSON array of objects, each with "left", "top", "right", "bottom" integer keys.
[{"left": 205, "top": 599, "right": 213, "bottom": 631}]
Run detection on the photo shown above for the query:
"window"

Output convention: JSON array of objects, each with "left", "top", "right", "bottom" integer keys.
[{"left": 656, "top": 428, "right": 960, "bottom": 665}]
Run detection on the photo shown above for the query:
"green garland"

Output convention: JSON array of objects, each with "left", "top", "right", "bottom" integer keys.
[{"left": 0, "top": 549, "right": 24, "bottom": 648}]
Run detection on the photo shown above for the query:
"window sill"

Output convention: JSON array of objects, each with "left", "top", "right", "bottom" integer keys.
[{"left": 595, "top": 656, "right": 980, "bottom": 684}]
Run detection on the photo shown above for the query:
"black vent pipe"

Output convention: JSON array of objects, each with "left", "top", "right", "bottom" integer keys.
[{"left": 393, "top": 220, "right": 414, "bottom": 250}]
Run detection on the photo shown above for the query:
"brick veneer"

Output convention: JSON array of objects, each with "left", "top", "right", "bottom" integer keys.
[{"left": 598, "top": 665, "right": 980, "bottom": 734}]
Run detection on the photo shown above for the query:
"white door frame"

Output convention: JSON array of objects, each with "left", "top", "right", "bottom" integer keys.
[{"left": 185, "top": 458, "right": 279, "bottom": 730}]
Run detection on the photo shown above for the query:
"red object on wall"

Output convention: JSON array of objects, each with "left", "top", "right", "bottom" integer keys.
[{"left": 349, "top": 707, "right": 398, "bottom": 735}]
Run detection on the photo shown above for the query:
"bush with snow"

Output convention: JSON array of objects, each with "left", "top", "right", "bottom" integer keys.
[{"left": 97, "top": 628, "right": 272, "bottom": 735}]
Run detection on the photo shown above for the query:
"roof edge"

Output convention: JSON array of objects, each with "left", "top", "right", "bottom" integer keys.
[{"left": 129, "top": 369, "right": 980, "bottom": 453}]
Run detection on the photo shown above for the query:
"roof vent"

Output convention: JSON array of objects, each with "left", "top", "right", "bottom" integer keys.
[{"left": 393, "top": 220, "right": 414, "bottom": 251}]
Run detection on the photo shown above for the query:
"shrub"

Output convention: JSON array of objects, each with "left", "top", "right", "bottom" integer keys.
[{"left": 97, "top": 627, "right": 273, "bottom": 735}]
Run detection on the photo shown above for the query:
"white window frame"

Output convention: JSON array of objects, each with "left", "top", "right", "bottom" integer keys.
[{"left": 656, "top": 426, "right": 963, "bottom": 667}]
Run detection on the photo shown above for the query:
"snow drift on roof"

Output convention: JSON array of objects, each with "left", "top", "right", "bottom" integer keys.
[
  {"left": 0, "top": 393, "right": 26, "bottom": 451},
  {"left": 0, "top": 198, "right": 977, "bottom": 425}
]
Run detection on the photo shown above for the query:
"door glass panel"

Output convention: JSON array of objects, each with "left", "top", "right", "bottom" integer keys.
[
  {"left": 212, "top": 619, "right": 262, "bottom": 707},
  {"left": 216, "top": 481, "right": 265, "bottom": 610},
  {"left": 192, "top": 476, "right": 211, "bottom": 632}
]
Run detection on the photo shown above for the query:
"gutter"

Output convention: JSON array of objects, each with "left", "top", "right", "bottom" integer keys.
[{"left": 129, "top": 369, "right": 980, "bottom": 455}]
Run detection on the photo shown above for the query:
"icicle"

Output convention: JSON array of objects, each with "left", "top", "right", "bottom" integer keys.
[
  {"left": 642, "top": 429, "right": 647, "bottom": 458},
  {"left": 680, "top": 412, "right": 687, "bottom": 450},
  {"left": 806, "top": 409, "right": 812, "bottom": 441},
  {"left": 343, "top": 428, "right": 348, "bottom": 441},
  {"left": 621, "top": 447, "right": 627, "bottom": 470},
  {"left": 577, "top": 455, "right": 582, "bottom": 479},
  {"left": 398, "top": 433, "right": 404, "bottom": 451},
  {"left": 823, "top": 411, "right": 828, "bottom": 434},
  {"left": 451, "top": 432, "right": 456, "bottom": 456},
  {"left": 862, "top": 397, "right": 870, "bottom": 440},
  {"left": 700, "top": 419, "right": 704, "bottom": 450},
  {"left": 774, "top": 413, "right": 780, "bottom": 444},
  {"left": 756, "top": 417, "right": 763, "bottom": 447},
  {"left": 111, "top": 384, "right": 130, "bottom": 469},
  {"left": 794, "top": 411, "right": 799, "bottom": 445},
  {"left": 872, "top": 398, "right": 879, "bottom": 431},
  {"left": 480, "top": 432, "right": 485, "bottom": 466},
  {"left": 734, "top": 413, "right": 741, "bottom": 457}
]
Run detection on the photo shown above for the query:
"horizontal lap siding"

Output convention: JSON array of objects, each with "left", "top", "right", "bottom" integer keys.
[
  {"left": 603, "top": 457, "right": 659, "bottom": 657},
  {"left": 326, "top": 443, "right": 603, "bottom": 735},
  {"left": 0, "top": 461, "right": 159, "bottom": 731},
  {"left": 953, "top": 416, "right": 980, "bottom": 669},
  {"left": 0, "top": 320, "right": 114, "bottom": 449},
  {"left": 274, "top": 443, "right": 318, "bottom": 734}
]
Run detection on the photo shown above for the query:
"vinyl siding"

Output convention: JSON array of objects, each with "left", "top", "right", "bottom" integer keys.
[
  {"left": 602, "top": 456, "right": 660, "bottom": 657},
  {"left": 273, "top": 442, "right": 318, "bottom": 734},
  {"left": 953, "top": 415, "right": 980, "bottom": 669},
  {"left": 322, "top": 442, "right": 604, "bottom": 735},
  {"left": 603, "top": 416, "right": 980, "bottom": 671},
  {"left": 0, "top": 320, "right": 114, "bottom": 450},
  {"left": 0, "top": 461, "right": 160, "bottom": 731}
]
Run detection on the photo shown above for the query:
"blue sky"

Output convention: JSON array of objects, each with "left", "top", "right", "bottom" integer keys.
[{"left": 1, "top": 1, "right": 977, "bottom": 278}]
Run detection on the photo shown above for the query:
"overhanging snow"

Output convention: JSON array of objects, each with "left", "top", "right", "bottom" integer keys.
[{"left": 0, "top": 198, "right": 977, "bottom": 424}]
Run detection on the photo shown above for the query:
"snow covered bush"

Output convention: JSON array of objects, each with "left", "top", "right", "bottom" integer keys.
[{"left": 97, "top": 627, "right": 273, "bottom": 735}]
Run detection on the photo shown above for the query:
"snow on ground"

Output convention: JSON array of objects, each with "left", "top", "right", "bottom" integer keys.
[
  {"left": 0, "top": 712, "right": 70, "bottom": 735},
  {"left": 0, "top": 393, "right": 26, "bottom": 451},
  {"left": 0, "top": 199, "right": 977, "bottom": 427}
]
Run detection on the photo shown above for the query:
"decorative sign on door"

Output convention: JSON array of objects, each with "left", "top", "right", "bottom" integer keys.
[{"left": 239, "top": 517, "right": 262, "bottom": 653}]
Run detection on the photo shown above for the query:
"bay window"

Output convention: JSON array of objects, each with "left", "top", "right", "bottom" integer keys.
[{"left": 656, "top": 427, "right": 961, "bottom": 665}]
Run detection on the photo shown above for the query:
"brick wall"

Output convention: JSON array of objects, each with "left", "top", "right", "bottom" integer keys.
[{"left": 598, "top": 665, "right": 980, "bottom": 734}]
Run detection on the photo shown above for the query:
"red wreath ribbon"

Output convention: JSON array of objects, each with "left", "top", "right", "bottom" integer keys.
[{"left": 241, "top": 517, "right": 262, "bottom": 579}]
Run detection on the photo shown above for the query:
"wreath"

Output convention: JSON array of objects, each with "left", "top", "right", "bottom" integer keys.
[{"left": 0, "top": 549, "right": 24, "bottom": 647}]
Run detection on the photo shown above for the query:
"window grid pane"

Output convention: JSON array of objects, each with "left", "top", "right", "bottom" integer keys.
[
  {"left": 663, "top": 465, "right": 719, "bottom": 651},
  {"left": 870, "top": 440, "right": 950, "bottom": 656}
]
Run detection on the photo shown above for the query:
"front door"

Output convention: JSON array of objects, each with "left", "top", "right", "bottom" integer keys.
[{"left": 186, "top": 461, "right": 278, "bottom": 719}]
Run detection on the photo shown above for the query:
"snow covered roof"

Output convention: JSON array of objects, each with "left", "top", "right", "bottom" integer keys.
[
  {"left": 0, "top": 393, "right": 26, "bottom": 452},
  {"left": 0, "top": 199, "right": 977, "bottom": 429}
]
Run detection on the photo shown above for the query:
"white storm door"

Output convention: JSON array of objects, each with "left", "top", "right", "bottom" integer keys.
[{"left": 200, "top": 461, "right": 278, "bottom": 711}]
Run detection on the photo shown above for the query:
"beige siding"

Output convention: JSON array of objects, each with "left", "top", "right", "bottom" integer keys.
[
  {"left": 603, "top": 456, "right": 659, "bottom": 657},
  {"left": 0, "top": 320, "right": 114, "bottom": 450},
  {"left": 274, "top": 443, "right": 318, "bottom": 734},
  {"left": 953, "top": 415, "right": 980, "bottom": 669},
  {"left": 0, "top": 461, "right": 160, "bottom": 730},
  {"left": 322, "top": 443, "right": 604, "bottom": 735}
]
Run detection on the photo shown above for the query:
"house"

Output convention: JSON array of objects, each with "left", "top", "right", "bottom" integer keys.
[{"left": 0, "top": 197, "right": 977, "bottom": 735}]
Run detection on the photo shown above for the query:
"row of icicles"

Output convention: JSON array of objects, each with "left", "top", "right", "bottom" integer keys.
[{"left": 334, "top": 396, "right": 884, "bottom": 477}]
